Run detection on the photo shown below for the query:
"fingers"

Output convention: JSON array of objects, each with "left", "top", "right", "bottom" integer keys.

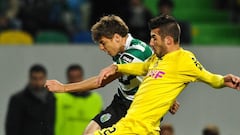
[
  {"left": 97, "top": 71, "right": 107, "bottom": 85},
  {"left": 44, "top": 80, "right": 63, "bottom": 92},
  {"left": 231, "top": 74, "right": 240, "bottom": 83},
  {"left": 45, "top": 80, "right": 55, "bottom": 87},
  {"left": 224, "top": 74, "right": 240, "bottom": 90},
  {"left": 231, "top": 75, "right": 240, "bottom": 90},
  {"left": 44, "top": 80, "right": 53, "bottom": 90},
  {"left": 44, "top": 80, "right": 51, "bottom": 88},
  {"left": 169, "top": 101, "right": 180, "bottom": 115},
  {"left": 97, "top": 64, "right": 117, "bottom": 85}
]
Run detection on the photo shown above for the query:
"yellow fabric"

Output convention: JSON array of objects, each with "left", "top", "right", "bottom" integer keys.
[
  {"left": 0, "top": 30, "right": 33, "bottom": 45},
  {"left": 94, "top": 117, "right": 160, "bottom": 135},
  {"left": 95, "top": 48, "right": 224, "bottom": 135},
  {"left": 55, "top": 92, "right": 103, "bottom": 135}
]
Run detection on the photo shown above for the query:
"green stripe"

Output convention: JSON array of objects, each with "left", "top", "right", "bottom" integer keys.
[{"left": 125, "top": 48, "right": 152, "bottom": 61}]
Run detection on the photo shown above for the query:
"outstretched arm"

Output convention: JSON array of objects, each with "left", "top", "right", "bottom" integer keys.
[
  {"left": 183, "top": 54, "right": 240, "bottom": 90},
  {"left": 98, "top": 63, "right": 149, "bottom": 85},
  {"left": 45, "top": 73, "right": 122, "bottom": 93}
]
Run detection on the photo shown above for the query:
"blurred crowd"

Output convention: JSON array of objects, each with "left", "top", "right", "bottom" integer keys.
[
  {"left": 0, "top": 0, "right": 155, "bottom": 44},
  {"left": 214, "top": 0, "right": 240, "bottom": 23},
  {"left": 5, "top": 63, "right": 103, "bottom": 135},
  {"left": 160, "top": 123, "right": 220, "bottom": 135},
  {"left": 0, "top": 0, "right": 239, "bottom": 45}
]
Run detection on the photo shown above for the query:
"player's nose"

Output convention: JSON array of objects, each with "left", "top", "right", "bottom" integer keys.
[
  {"left": 99, "top": 44, "right": 105, "bottom": 50},
  {"left": 149, "top": 39, "right": 154, "bottom": 47}
]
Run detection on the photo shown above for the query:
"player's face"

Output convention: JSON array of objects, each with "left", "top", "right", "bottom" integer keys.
[
  {"left": 29, "top": 72, "right": 46, "bottom": 90},
  {"left": 149, "top": 28, "right": 168, "bottom": 58},
  {"left": 98, "top": 36, "right": 121, "bottom": 56},
  {"left": 67, "top": 70, "right": 83, "bottom": 83}
]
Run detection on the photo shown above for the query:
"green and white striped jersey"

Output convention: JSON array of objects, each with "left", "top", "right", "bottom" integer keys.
[{"left": 113, "top": 34, "right": 153, "bottom": 101}]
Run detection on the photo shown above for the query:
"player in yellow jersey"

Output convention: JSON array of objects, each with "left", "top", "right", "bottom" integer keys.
[
  {"left": 45, "top": 15, "right": 180, "bottom": 135},
  {"left": 93, "top": 14, "right": 240, "bottom": 135}
]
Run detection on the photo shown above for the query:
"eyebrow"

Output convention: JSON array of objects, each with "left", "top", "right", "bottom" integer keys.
[{"left": 151, "top": 34, "right": 156, "bottom": 38}]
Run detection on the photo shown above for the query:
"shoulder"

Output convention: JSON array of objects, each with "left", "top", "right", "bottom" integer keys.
[
  {"left": 178, "top": 49, "right": 197, "bottom": 61},
  {"left": 90, "top": 92, "right": 102, "bottom": 99},
  {"left": 7, "top": 89, "right": 26, "bottom": 107},
  {"left": 88, "top": 92, "right": 103, "bottom": 105},
  {"left": 123, "top": 39, "right": 153, "bottom": 62},
  {"left": 54, "top": 93, "right": 75, "bottom": 102},
  {"left": 9, "top": 89, "right": 26, "bottom": 101},
  {"left": 129, "top": 38, "right": 152, "bottom": 52},
  {"left": 54, "top": 93, "right": 69, "bottom": 97},
  {"left": 178, "top": 49, "right": 203, "bottom": 70}
]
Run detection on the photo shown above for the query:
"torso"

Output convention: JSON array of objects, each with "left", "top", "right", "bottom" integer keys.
[{"left": 113, "top": 34, "right": 153, "bottom": 101}]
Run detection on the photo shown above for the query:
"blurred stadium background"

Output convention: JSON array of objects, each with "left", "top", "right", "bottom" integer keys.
[{"left": 0, "top": 0, "right": 239, "bottom": 135}]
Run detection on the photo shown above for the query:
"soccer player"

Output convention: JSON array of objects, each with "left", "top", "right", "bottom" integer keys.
[
  {"left": 95, "top": 14, "right": 240, "bottom": 135},
  {"left": 45, "top": 15, "right": 180, "bottom": 135}
]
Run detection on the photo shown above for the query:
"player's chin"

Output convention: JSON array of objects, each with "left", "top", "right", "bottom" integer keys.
[{"left": 110, "top": 52, "right": 117, "bottom": 57}]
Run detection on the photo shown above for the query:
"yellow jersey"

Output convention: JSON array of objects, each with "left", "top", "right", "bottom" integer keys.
[{"left": 95, "top": 48, "right": 224, "bottom": 135}]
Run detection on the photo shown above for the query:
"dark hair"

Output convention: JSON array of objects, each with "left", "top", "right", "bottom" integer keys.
[
  {"left": 148, "top": 14, "right": 180, "bottom": 44},
  {"left": 203, "top": 125, "right": 219, "bottom": 135},
  {"left": 66, "top": 64, "right": 84, "bottom": 77},
  {"left": 91, "top": 14, "right": 129, "bottom": 42},
  {"left": 158, "top": 0, "right": 174, "bottom": 8},
  {"left": 29, "top": 64, "right": 47, "bottom": 76},
  {"left": 203, "top": 130, "right": 219, "bottom": 135}
]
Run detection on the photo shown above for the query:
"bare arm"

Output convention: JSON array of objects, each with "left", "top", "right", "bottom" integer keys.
[{"left": 45, "top": 73, "right": 122, "bottom": 93}]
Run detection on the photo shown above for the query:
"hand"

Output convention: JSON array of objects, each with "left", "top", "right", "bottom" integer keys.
[
  {"left": 97, "top": 64, "right": 118, "bottom": 85},
  {"left": 169, "top": 100, "right": 180, "bottom": 115},
  {"left": 44, "top": 80, "right": 65, "bottom": 92},
  {"left": 224, "top": 74, "right": 240, "bottom": 90}
]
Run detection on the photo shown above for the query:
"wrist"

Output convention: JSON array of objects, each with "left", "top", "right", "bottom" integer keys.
[
  {"left": 63, "top": 84, "right": 67, "bottom": 92},
  {"left": 113, "top": 64, "right": 118, "bottom": 72}
]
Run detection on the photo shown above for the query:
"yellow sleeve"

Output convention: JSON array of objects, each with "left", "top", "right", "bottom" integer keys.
[
  {"left": 180, "top": 52, "right": 224, "bottom": 88},
  {"left": 197, "top": 69, "right": 224, "bottom": 88},
  {"left": 117, "top": 63, "right": 147, "bottom": 76},
  {"left": 117, "top": 57, "right": 152, "bottom": 76}
]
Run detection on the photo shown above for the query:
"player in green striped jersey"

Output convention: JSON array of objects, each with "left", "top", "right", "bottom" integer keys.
[{"left": 45, "top": 15, "right": 179, "bottom": 135}]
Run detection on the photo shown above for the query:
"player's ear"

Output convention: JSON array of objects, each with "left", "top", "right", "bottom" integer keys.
[
  {"left": 113, "top": 33, "right": 121, "bottom": 43},
  {"left": 164, "top": 36, "right": 173, "bottom": 45}
]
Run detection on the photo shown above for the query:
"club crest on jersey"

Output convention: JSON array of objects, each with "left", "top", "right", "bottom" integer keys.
[
  {"left": 100, "top": 113, "right": 112, "bottom": 123},
  {"left": 147, "top": 70, "right": 165, "bottom": 79},
  {"left": 120, "top": 54, "right": 134, "bottom": 63}
]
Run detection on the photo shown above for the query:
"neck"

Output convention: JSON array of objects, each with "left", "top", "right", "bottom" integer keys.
[
  {"left": 119, "top": 35, "right": 128, "bottom": 53},
  {"left": 168, "top": 43, "right": 180, "bottom": 53}
]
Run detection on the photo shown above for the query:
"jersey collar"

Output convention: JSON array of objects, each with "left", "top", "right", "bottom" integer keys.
[
  {"left": 124, "top": 33, "right": 133, "bottom": 51},
  {"left": 162, "top": 48, "right": 183, "bottom": 59}
]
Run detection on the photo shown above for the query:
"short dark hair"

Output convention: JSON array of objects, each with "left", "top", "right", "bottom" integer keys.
[
  {"left": 158, "top": 0, "right": 174, "bottom": 8},
  {"left": 91, "top": 14, "right": 129, "bottom": 42},
  {"left": 160, "top": 124, "right": 174, "bottom": 133},
  {"left": 29, "top": 64, "right": 47, "bottom": 76},
  {"left": 203, "top": 125, "right": 219, "bottom": 135},
  {"left": 66, "top": 64, "right": 84, "bottom": 77},
  {"left": 148, "top": 14, "right": 180, "bottom": 44}
]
